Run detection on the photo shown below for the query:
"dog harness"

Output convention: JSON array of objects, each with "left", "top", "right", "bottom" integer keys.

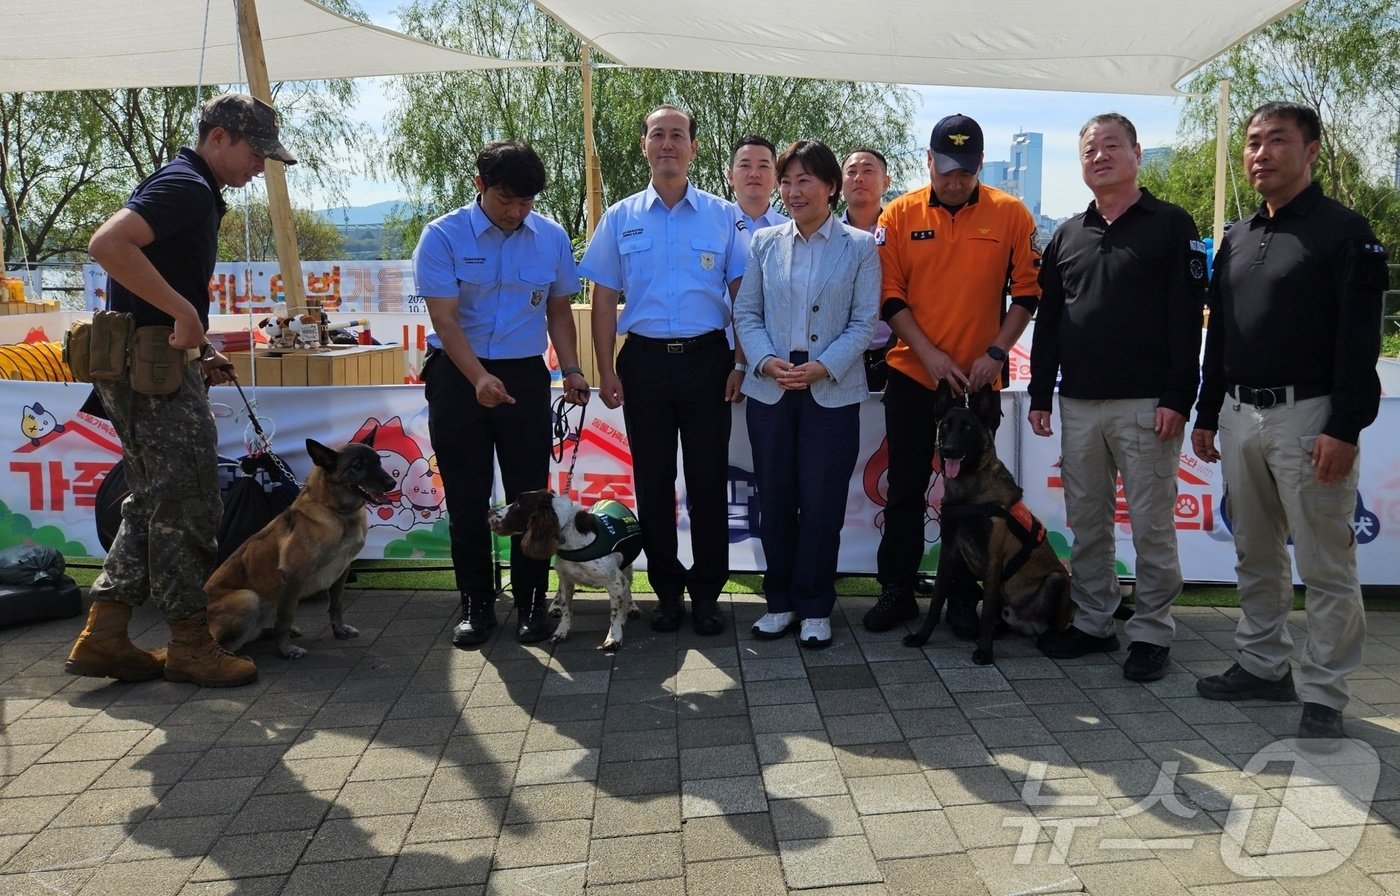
[
  {"left": 939, "top": 500, "right": 1047, "bottom": 582},
  {"left": 557, "top": 499, "right": 643, "bottom": 567}
]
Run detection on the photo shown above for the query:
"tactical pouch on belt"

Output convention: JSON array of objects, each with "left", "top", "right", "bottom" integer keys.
[
  {"left": 62, "top": 311, "right": 134, "bottom": 383},
  {"left": 128, "top": 326, "right": 189, "bottom": 395}
]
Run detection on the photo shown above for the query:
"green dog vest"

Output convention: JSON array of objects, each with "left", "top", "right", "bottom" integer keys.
[{"left": 557, "top": 499, "right": 642, "bottom": 567}]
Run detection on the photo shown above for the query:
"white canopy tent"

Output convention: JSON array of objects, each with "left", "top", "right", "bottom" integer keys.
[
  {"left": 0, "top": 0, "right": 1306, "bottom": 280},
  {"left": 0, "top": 0, "right": 544, "bottom": 92},
  {"left": 535, "top": 0, "right": 1302, "bottom": 96},
  {"left": 1, "top": 0, "right": 1301, "bottom": 95}
]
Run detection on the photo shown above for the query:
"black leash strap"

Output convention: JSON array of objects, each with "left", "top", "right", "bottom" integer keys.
[
  {"left": 551, "top": 393, "right": 588, "bottom": 496},
  {"left": 226, "top": 374, "right": 301, "bottom": 489}
]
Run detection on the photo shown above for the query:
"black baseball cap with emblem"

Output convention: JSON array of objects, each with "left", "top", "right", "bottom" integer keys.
[
  {"left": 200, "top": 93, "right": 298, "bottom": 165},
  {"left": 929, "top": 113, "right": 983, "bottom": 174}
]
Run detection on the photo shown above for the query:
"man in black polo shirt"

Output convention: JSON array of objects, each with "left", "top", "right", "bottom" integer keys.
[
  {"left": 1029, "top": 113, "right": 1206, "bottom": 681},
  {"left": 1192, "top": 102, "right": 1389, "bottom": 743},
  {"left": 65, "top": 93, "right": 296, "bottom": 688}
]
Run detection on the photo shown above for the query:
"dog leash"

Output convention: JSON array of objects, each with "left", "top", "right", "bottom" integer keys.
[
  {"left": 225, "top": 371, "right": 301, "bottom": 489},
  {"left": 551, "top": 393, "right": 588, "bottom": 497}
]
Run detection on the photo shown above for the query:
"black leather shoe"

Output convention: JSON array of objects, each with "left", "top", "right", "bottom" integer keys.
[
  {"left": 451, "top": 594, "right": 495, "bottom": 649},
  {"left": 1196, "top": 662, "right": 1297, "bottom": 702},
  {"left": 690, "top": 604, "right": 725, "bottom": 636},
  {"left": 650, "top": 600, "right": 683, "bottom": 633},
  {"left": 1039, "top": 626, "right": 1120, "bottom": 659},
  {"left": 1123, "top": 642, "right": 1171, "bottom": 682},
  {"left": 1298, "top": 702, "right": 1344, "bottom": 742},
  {"left": 863, "top": 585, "right": 917, "bottom": 632}
]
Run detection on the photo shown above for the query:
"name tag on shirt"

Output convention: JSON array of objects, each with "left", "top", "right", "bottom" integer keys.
[{"left": 911, "top": 230, "right": 935, "bottom": 241}]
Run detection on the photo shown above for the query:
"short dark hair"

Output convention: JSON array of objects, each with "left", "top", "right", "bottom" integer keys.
[
  {"left": 476, "top": 141, "right": 547, "bottom": 197},
  {"left": 1246, "top": 101, "right": 1321, "bottom": 144},
  {"left": 730, "top": 135, "right": 777, "bottom": 168},
  {"left": 776, "top": 140, "right": 843, "bottom": 210},
  {"left": 1078, "top": 113, "right": 1137, "bottom": 146},
  {"left": 640, "top": 105, "right": 697, "bottom": 140},
  {"left": 843, "top": 147, "right": 888, "bottom": 172}
]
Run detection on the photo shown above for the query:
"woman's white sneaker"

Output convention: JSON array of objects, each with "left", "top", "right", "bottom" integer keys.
[
  {"left": 751, "top": 611, "right": 796, "bottom": 640},
  {"left": 799, "top": 617, "right": 832, "bottom": 648}
]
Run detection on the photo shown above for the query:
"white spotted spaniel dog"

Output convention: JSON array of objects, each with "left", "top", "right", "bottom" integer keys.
[{"left": 489, "top": 490, "right": 643, "bottom": 651}]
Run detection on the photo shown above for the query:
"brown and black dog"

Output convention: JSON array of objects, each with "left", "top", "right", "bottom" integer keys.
[
  {"left": 205, "top": 434, "right": 395, "bottom": 659},
  {"left": 903, "top": 386, "right": 1072, "bottom": 665}
]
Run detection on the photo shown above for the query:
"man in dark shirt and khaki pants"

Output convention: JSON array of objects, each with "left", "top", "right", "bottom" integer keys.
[
  {"left": 1192, "top": 102, "right": 1390, "bottom": 744},
  {"left": 1029, "top": 113, "right": 1206, "bottom": 682}
]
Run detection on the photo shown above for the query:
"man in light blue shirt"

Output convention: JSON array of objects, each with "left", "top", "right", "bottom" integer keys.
[
  {"left": 414, "top": 141, "right": 590, "bottom": 649},
  {"left": 580, "top": 104, "right": 748, "bottom": 636},
  {"left": 729, "top": 135, "right": 789, "bottom": 232}
]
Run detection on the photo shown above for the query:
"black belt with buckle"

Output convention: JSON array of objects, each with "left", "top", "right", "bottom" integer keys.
[
  {"left": 1228, "top": 383, "right": 1329, "bottom": 409},
  {"left": 626, "top": 330, "right": 727, "bottom": 353}
]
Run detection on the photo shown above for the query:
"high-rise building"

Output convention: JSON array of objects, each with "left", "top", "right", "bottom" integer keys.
[
  {"left": 1009, "top": 132, "right": 1043, "bottom": 216},
  {"left": 979, "top": 131, "right": 1042, "bottom": 216}
]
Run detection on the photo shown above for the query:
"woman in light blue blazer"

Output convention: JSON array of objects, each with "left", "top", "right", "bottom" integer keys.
[{"left": 734, "top": 140, "right": 879, "bottom": 648}]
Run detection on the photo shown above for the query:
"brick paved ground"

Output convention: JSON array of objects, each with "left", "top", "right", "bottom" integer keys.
[{"left": 2, "top": 590, "right": 1399, "bottom": 895}]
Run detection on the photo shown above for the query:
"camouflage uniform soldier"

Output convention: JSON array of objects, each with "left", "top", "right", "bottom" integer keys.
[{"left": 65, "top": 94, "right": 297, "bottom": 687}]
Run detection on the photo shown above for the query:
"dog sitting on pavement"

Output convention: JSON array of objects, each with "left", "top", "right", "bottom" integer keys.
[
  {"left": 903, "top": 386, "right": 1073, "bottom": 665},
  {"left": 489, "top": 490, "right": 642, "bottom": 651},
  {"left": 205, "top": 434, "right": 395, "bottom": 659}
]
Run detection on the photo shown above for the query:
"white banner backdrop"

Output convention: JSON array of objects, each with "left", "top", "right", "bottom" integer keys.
[{"left": 2, "top": 380, "right": 1398, "bottom": 584}]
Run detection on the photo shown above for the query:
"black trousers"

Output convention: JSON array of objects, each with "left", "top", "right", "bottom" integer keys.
[
  {"left": 876, "top": 368, "right": 998, "bottom": 594},
  {"left": 425, "top": 351, "right": 551, "bottom": 602},
  {"left": 616, "top": 334, "right": 733, "bottom": 606}
]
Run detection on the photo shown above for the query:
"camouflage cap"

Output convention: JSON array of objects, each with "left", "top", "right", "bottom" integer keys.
[{"left": 200, "top": 93, "right": 297, "bottom": 165}]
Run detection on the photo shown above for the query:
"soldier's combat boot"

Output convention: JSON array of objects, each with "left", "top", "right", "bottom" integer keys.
[
  {"left": 164, "top": 611, "right": 258, "bottom": 687},
  {"left": 64, "top": 599, "right": 166, "bottom": 681}
]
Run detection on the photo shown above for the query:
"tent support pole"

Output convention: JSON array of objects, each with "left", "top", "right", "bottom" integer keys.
[
  {"left": 581, "top": 44, "right": 602, "bottom": 239},
  {"left": 1212, "top": 78, "right": 1230, "bottom": 248},
  {"left": 236, "top": 0, "right": 309, "bottom": 317}
]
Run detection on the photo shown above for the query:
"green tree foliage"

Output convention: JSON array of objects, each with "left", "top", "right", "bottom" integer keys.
[
  {"left": 1145, "top": 0, "right": 1400, "bottom": 249},
  {"left": 218, "top": 198, "right": 346, "bottom": 262},
  {"left": 0, "top": 0, "right": 370, "bottom": 267},
  {"left": 384, "top": 0, "right": 916, "bottom": 242}
]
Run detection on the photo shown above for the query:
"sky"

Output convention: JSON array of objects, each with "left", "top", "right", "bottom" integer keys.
[{"left": 327, "top": 1, "right": 1194, "bottom": 220}]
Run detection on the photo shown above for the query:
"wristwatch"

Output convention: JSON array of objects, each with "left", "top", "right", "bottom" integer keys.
[
  {"left": 734, "top": 362, "right": 748, "bottom": 373},
  {"left": 985, "top": 345, "right": 1007, "bottom": 362}
]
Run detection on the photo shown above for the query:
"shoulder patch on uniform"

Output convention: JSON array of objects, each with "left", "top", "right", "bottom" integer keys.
[
  {"left": 874, "top": 226, "right": 886, "bottom": 246},
  {"left": 1029, "top": 231, "right": 1043, "bottom": 255},
  {"left": 911, "top": 230, "right": 935, "bottom": 241},
  {"left": 1185, "top": 239, "right": 1209, "bottom": 287}
]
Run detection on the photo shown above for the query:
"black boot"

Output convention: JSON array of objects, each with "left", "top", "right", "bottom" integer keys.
[
  {"left": 690, "top": 598, "right": 725, "bottom": 636},
  {"left": 452, "top": 593, "right": 496, "bottom": 649},
  {"left": 944, "top": 594, "right": 981, "bottom": 641},
  {"left": 651, "top": 594, "right": 684, "bottom": 632},
  {"left": 863, "top": 584, "right": 917, "bottom": 632},
  {"left": 515, "top": 590, "right": 553, "bottom": 644}
]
